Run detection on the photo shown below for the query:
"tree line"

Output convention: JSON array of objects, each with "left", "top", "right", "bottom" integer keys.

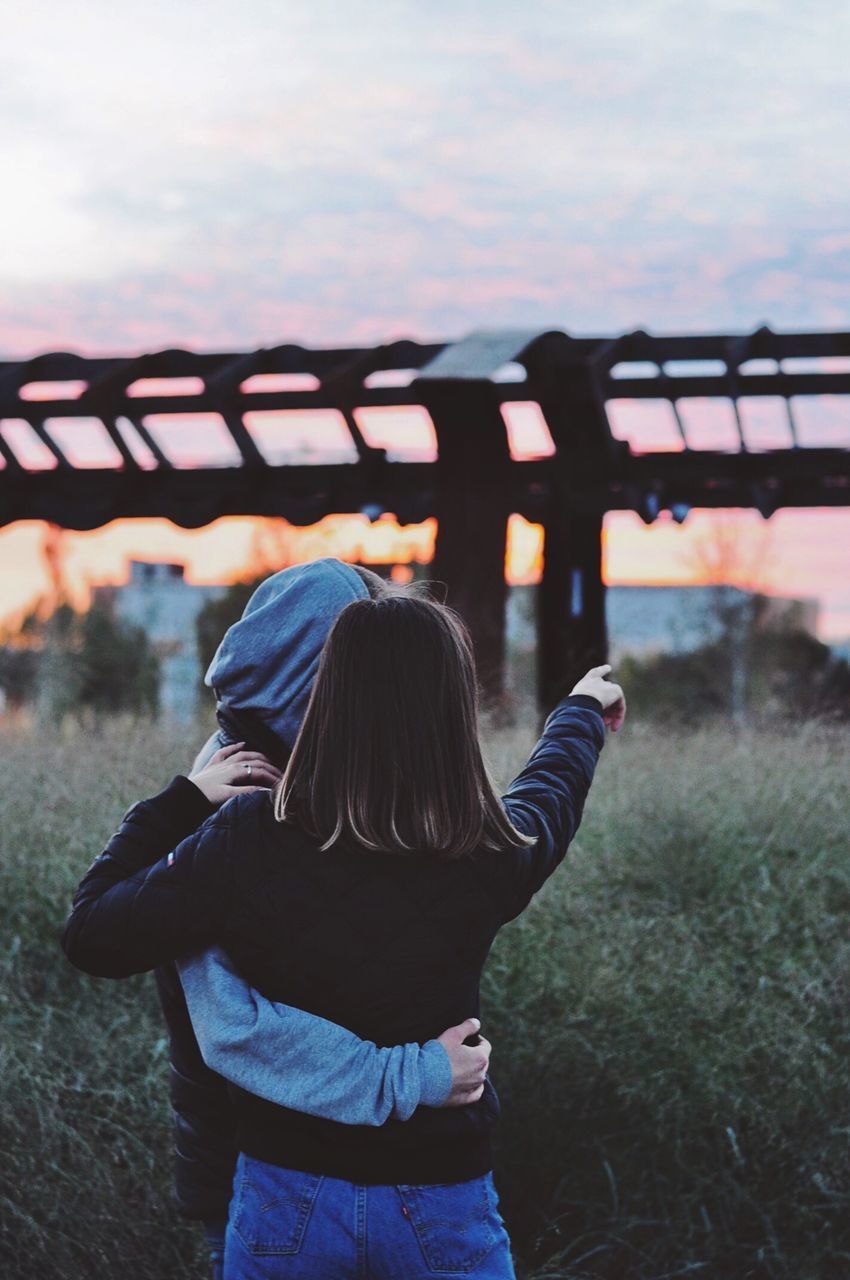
[{"left": 0, "top": 580, "right": 847, "bottom": 723}]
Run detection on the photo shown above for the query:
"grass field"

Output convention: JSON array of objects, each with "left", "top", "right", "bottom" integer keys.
[{"left": 1, "top": 714, "right": 849, "bottom": 1279}]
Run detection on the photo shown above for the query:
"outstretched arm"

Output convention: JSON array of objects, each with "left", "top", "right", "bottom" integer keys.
[
  {"left": 179, "top": 948, "right": 463, "bottom": 1123},
  {"left": 500, "top": 667, "right": 624, "bottom": 917}
]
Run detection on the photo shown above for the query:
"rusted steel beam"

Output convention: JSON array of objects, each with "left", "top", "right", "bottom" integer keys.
[
  {"left": 0, "top": 462, "right": 438, "bottom": 531},
  {"left": 602, "top": 327, "right": 850, "bottom": 362},
  {"left": 1, "top": 447, "right": 847, "bottom": 531},
  {"left": 7, "top": 370, "right": 850, "bottom": 426},
  {"left": 0, "top": 386, "right": 448, "bottom": 419},
  {"left": 2, "top": 327, "right": 848, "bottom": 397},
  {"left": 601, "top": 372, "right": 850, "bottom": 398}
]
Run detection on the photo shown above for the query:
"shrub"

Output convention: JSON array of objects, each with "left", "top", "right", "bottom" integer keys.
[{"left": 2, "top": 603, "right": 160, "bottom": 722}]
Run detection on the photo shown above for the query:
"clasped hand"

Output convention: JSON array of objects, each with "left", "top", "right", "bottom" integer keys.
[{"left": 190, "top": 742, "right": 283, "bottom": 806}]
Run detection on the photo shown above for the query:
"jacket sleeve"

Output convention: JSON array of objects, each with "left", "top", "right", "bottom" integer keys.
[
  {"left": 500, "top": 694, "right": 605, "bottom": 919},
  {"left": 178, "top": 948, "right": 453, "bottom": 1122},
  {"left": 154, "top": 960, "right": 237, "bottom": 1225},
  {"left": 61, "top": 777, "right": 235, "bottom": 978}
]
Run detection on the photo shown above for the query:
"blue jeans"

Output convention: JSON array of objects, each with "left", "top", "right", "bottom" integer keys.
[{"left": 224, "top": 1153, "right": 515, "bottom": 1279}]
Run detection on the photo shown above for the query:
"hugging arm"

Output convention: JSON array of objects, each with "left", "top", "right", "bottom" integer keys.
[
  {"left": 61, "top": 776, "right": 481, "bottom": 1123},
  {"left": 179, "top": 948, "right": 453, "bottom": 1122},
  {"left": 61, "top": 778, "right": 235, "bottom": 978}
]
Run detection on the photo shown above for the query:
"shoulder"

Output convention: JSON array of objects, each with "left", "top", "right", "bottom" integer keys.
[
  {"left": 169, "top": 790, "right": 277, "bottom": 881},
  {"left": 181, "top": 789, "right": 274, "bottom": 855},
  {"left": 212, "top": 788, "right": 276, "bottom": 831}
]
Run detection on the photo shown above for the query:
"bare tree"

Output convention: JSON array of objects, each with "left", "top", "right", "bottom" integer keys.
[
  {"left": 40, "top": 524, "right": 70, "bottom": 611},
  {"left": 680, "top": 514, "right": 775, "bottom": 724}
]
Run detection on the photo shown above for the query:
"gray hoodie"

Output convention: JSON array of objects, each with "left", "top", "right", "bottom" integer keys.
[{"left": 205, "top": 557, "right": 369, "bottom": 751}]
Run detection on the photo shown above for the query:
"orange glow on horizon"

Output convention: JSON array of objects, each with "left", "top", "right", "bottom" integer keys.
[{"left": 0, "top": 508, "right": 848, "bottom": 642}]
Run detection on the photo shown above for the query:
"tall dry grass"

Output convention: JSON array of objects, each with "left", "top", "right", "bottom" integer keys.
[{"left": 1, "top": 715, "right": 848, "bottom": 1278}]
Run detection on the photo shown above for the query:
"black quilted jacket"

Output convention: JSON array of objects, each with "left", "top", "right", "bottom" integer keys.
[
  {"left": 157, "top": 710, "right": 292, "bottom": 1224},
  {"left": 153, "top": 962, "right": 235, "bottom": 1222},
  {"left": 158, "top": 727, "right": 237, "bottom": 1226},
  {"left": 63, "top": 695, "right": 605, "bottom": 1185}
]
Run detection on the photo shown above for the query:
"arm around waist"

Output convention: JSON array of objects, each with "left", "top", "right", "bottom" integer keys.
[{"left": 179, "top": 947, "right": 452, "bottom": 1124}]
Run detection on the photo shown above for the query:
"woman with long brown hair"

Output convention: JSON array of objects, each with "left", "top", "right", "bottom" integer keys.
[{"left": 63, "top": 585, "right": 625, "bottom": 1278}]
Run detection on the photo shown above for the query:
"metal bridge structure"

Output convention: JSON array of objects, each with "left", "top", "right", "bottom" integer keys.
[{"left": 1, "top": 326, "right": 849, "bottom": 705}]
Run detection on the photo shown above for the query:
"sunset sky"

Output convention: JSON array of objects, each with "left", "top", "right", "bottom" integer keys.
[{"left": 1, "top": 2, "right": 849, "bottom": 640}]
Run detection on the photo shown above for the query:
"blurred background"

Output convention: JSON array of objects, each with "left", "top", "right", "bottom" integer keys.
[
  {"left": 1, "top": 0, "right": 849, "bottom": 725},
  {"left": 1, "top": 4, "right": 849, "bottom": 1279}
]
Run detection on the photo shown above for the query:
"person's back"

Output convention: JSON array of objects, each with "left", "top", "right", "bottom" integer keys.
[
  {"left": 185, "top": 708, "right": 599, "bottom": 1183},
  {"left": 223, "top": 801, "right": 501, "bottom": 1045}
]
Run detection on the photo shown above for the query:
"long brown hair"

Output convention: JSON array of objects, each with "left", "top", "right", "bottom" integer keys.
[{"left": 274, "top": 586, "right": 533, "bottom": 858}]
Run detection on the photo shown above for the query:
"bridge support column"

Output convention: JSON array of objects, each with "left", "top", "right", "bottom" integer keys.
[
  {"left": 432, "top": 481, "right": 510, "bottom": 706},
  {"left": 537, "top": 504, "right": 608, "bottom": 709},
  {"left": 424, "top": 383, "right": 512, "bottom": 705}
]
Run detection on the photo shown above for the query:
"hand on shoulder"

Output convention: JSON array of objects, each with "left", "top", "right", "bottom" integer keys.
[{"left": 189, "top": 742, "right": 283, "bottom": 807}]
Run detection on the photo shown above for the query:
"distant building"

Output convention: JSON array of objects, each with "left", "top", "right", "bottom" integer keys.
[
  {"left": 605, "top": 584, "right": 818, "bottom": 661},
  {"left": 91, "top": 558, "right": 428, "bottom": 721},
  {"left": 93, "top": 561, "right": 226, "bottom": 720},
  {"left": 506, "top": 582, "right": 819, "bottom": 665}
]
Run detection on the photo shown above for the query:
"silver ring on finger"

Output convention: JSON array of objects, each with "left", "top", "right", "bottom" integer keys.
[{"left": 243, "top": 763, "right": 253, "bottom": 778}]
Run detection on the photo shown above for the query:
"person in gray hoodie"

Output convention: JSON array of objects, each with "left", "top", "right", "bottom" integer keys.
[
  {"left": 153, "top": 558, "right": 489, "bottom": 1278},
  {"left": 192, "top": 558, "right": 374, "bottom": 772}
]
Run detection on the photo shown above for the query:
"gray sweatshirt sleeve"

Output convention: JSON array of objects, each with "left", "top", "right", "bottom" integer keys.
[{"left": 177, "top": 948, "right": 452, "bottom": 1123}]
